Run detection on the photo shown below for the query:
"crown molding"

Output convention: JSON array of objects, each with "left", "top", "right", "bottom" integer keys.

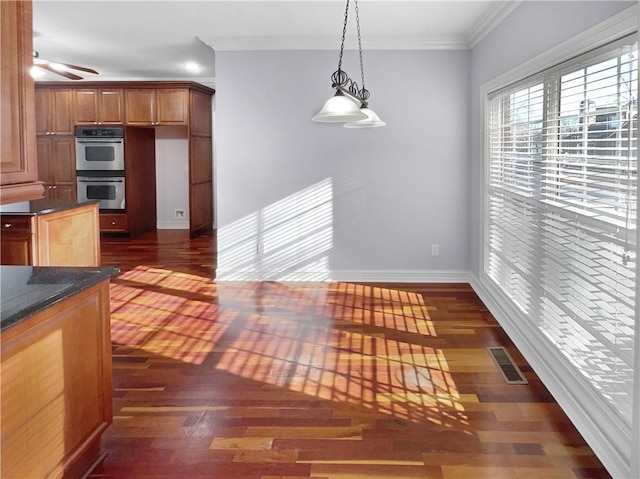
[
  {"left": 467, "top": 0, "right": 523, "bottom": 48},
  {"left": 201, "top": 33, "right": 473, "bottom": 51}
]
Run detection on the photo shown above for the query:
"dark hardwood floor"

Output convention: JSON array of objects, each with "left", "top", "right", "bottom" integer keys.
[{"left": 93, "top": 230, "right": 612, "bottom": 479}]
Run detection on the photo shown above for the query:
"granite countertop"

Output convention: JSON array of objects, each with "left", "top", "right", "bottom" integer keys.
[
  {"left": 0, "top": 199, "right": 98, "bottom": 216},
  {"left": 0, "top": 265, "right": 119, "bottom": 331}
]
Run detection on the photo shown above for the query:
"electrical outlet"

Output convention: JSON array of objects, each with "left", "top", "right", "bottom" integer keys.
[
  {"left": 431, "top": 244, "right": 440, "bottom": 257},
  {"left": 256, "top": 242, "right": 265, "bottom": 254},
  {"left": 174, "top": 209, "right": 185, "bottom": 219}
]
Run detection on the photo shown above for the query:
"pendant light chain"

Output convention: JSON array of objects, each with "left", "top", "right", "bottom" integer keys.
[
  {"left": 354, "top": 0, "right": 368, "bottom": 103},
  {"left": 337, "top": 0, "right": 350, "bottom": 72}
]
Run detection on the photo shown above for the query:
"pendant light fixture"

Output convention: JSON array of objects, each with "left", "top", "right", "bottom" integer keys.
[{"left": 312, "top": 0, "right": 385, "bottom": 128}]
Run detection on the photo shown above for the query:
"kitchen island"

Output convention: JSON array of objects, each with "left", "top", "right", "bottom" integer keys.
[{"left": 1, "top": 265, "right": 118, "bottom": 479}]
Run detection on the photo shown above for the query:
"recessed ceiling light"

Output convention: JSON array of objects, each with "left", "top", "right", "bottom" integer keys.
[{"left": 184, "top": 61, "right": 201, "bottom": 73}]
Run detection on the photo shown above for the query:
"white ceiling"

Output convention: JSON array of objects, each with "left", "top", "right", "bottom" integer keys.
[{"left": 32, "top": 0, "right": 521, "bottom": 82}]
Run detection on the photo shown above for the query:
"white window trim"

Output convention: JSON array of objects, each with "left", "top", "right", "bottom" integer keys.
[{"left": 473, "top": 5, "right": 639, "bottom": 479}]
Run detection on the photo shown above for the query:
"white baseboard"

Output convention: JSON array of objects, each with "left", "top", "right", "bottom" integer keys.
[
  {"left": 156, "top": 220, "right": 189, "bottom": 230},
  {"left": 214, "top": 269, "right": 471, "bottom": 282}
]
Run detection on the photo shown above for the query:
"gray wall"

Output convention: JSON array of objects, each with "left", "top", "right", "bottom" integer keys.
[{"left": 215, "top": 49, "right": 470, "bottom": 280}]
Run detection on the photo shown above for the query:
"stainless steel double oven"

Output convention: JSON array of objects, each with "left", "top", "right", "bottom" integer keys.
[{"left": 75, "top": 126, "right": 126, "bottom": 211}]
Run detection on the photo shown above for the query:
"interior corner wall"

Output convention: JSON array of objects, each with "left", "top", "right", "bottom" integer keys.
[{"left": 214, "top": 49, "right": 471, "bottom": 281}]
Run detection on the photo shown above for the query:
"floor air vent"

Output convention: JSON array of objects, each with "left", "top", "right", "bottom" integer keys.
[{"left": 487, "top": 347, "right": 528, "bottom": 384}]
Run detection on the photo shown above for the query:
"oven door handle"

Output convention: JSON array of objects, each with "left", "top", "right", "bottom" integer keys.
[
  {"left": 76, "top": 139, "right": 123, "bottom": 144},
  {"left": 77, "top": 178, "right": 124, "bottom": 183}
]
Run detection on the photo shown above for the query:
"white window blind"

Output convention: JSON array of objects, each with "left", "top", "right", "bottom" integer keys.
[{"left": 486, "top": 37, "right": 637, "bottom": 422}]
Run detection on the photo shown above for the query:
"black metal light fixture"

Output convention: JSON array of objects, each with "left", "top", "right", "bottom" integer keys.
[{"left": 312, "top": 0, "right": 385, "bottom": 128}]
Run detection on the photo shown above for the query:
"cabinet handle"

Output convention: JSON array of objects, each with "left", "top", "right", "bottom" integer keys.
[
  {"left": 3, "top": 223, "right": 12, "bottom": 228},
  {"left": 111, "top": 221, "right": 117, "bottom": 225}
]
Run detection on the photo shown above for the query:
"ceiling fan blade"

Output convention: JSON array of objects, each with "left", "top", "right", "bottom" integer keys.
[
  {"left": 34, "top": 62, "right": 83, "bottom": 80},
  {"left": 53, "top": 62, "right": 99, "bottom": 75}
]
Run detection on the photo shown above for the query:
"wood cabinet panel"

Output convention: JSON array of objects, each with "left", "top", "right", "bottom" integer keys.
[
  {"left": 35, "top": 88, "right": 73, "bottom": 136},
  {"left": 37, "top": 136, "right": 76, "bottom": 201},
  {"left": 157, "top": 89, "right": 188, "bottom": 125},
  {"left": 34, "top": 88, "right": 50, "bottom": 136},
  {"left": 189, "top": 89, "right": 212, "bottom": 137},
  {"left": 125, "top": 88, "right": 187, "bottom": 126},
  {"left": 74, "top": 88, "right": 123, "bottom": 125},
  {"left": 0, "top": 216, "right": 35, "bottom": 265},
  {"left": 124, "top": 89, "right": 155, "bottom": 125},
  {"left": 1, "top": 280, "right": 113, "bottom": 479},
  {"left": 190, "top": 136, "right": 212, "bottom": 184},
  {"left": 0, "top": 0, "right": 42, "bottom": 200},
  {"left": 50, "top": 136, "right": 75, "bottom": 182},
  {"left": 73, "top": 89, "right": 98, "bottom": 123},
  {"left": 100, "top": 89, "right": 124, "bottom": 123},
  {"left": 50, "top": 89, "right": 73, "bottom": 134},
  {"left": 36, "top": 203, "right": 100, "bottom": 266},
  {"left": 189, "top": 181, "right": 213, "bottom": 238}
]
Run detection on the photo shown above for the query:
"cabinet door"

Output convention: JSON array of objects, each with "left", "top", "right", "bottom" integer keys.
[
  {"left": 50, "top": 89, "right": 73, "bottom": 135},
  {"left": 0, "top": 217, "right": 34, "bottom": 265},
  {"left": 38, "top": 136, "right": 75, "bottom": 183},
  {"left": 52, "top": 184, "right": 76, "bottom": 201},
  {"left": 124, "top": 89, "right": 155, "bottom": 125},
  {"left": 157, "top": 89, "right": 188, "bottom": 125},
  {"left": 0, "top": 234, "right": 33, "bottom": 265},
  {"left": 36, "top": 203, "right": 100, "bottom": 266},
  {"left": 36, "top": 137, "right": 54, "bottom": 184},
  {"left": 99, "top": 89, "right": 123, "bottom": 124},
  {"left": 51, "top": 137, "right": 75, "bottom": 183},
  {"left": 0, "top": 1, "right": 39, "bottom": 192},
  {"left": 35, "top": 88, "right": 51, "bottom": 135},
  {"left": 36, "top": 88, "right": 73, "bottom": 135},
  {"left": 189, "top": 90, "right": 212, "bottom": 137},
  {"left": 73, "top": 89, "right": 99, "bottom": 124}
]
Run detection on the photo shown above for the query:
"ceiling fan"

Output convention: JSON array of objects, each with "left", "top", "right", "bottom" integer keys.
[{"left": 32, "top": 51, "right": 98, "bottom": 80}]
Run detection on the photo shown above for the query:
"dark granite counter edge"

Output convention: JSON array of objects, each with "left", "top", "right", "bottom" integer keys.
[
  {"left": 0, "top": 199, "right": 99, "bottom": 216},
  {"left": 1, "top": 266, "right": 120, "bottom": 331}
]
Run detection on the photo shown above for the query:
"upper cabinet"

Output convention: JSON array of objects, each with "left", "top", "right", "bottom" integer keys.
[
  {"left": 0, "top": 0, "right": 44, "bottom": 203},
  {"left": 189, "top": 90, "right": 212, "bottom": 137},
  {"left": 73, "top": 88, "right": 124, "bottom": 125},
  {"left": 125, "top": 88, "right": 188, "bottom": 126},
  {"left": 35, "top": 88, "right": 73, "bottom": 136}
]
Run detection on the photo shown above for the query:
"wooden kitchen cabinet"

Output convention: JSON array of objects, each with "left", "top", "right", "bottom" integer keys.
[
  {"left": 0, "top": 0, "right": 44, "bottom": 204},
  {"left": 34, "top": 87, "right": 74, "bottom": 136},
  {"left": 0, "top": 202, "right": 100, "bottom": 266},
  {"left": 36, "top": 136, "right": 76, "bottom": 200},
  {"left": 125, "top": 88, "right": 188, "bottom": 126},
  {"left": 35, "top": 80, "right": 215, "bottom": 238},
  {"left": 74, "top": 88, "right": 124, "bottom": 125}
]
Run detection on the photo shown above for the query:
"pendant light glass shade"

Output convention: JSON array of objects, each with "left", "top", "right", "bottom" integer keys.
[
  {"left": 343, "top": 107, "right": 386, "bottom": 128},
  {"left": 312, "top": 92, "right": 368, "bottom": 123}
]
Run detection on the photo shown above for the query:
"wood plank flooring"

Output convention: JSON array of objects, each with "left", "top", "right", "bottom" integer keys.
[{"left": 93, "top": 230, "right": 612, "bottom": 479}]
